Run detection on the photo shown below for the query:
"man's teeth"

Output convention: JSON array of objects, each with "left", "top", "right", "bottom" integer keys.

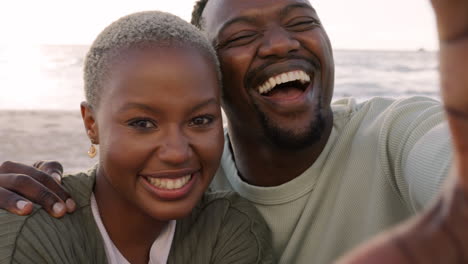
[
  {"left": 146, "top": 175, "right": 192, "bottom": 190},
  {"left": 258, "top": 70, "right": 311, "bottom": 95}
]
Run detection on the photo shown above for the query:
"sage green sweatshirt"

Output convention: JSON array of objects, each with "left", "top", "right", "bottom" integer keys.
[{"left": 212, "top": 97, "right": 452, "bottom": 264}]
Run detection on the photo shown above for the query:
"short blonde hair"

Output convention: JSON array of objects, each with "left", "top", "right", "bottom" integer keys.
[{"left": 84, "top": 10, "right": 220, "bottom": 108}]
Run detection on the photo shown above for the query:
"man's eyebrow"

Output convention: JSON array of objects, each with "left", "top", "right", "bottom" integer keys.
[
  {"left": 218, "top": 16, "right": 258, "bottom": 35},
  {"left": 279, "top": 3, "right": 316, "bottom": 18}
]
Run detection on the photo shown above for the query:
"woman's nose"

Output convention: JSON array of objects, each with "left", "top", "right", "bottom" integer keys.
[{"left": 156, "top": 129, "right": 192, "bottom": 166}]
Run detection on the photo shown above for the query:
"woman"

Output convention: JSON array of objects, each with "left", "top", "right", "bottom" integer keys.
[{"left": 0, "top": 11, "right": 274, "bottom": 264}]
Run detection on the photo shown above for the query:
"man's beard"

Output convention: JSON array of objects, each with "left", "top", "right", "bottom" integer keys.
[{"left": 253, "top": 101, "right": 326, "bottom": 151}]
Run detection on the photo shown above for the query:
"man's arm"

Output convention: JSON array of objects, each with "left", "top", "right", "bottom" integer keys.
[
  {"left": 0, "top": 161, "right": 74, "bottom": 218},
  {"left": 336, "top": 0, "right": 468, "bottom": 262}
]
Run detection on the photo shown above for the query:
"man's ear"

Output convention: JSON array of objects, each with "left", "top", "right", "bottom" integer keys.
[{"left": 80, "top": 102, "right": 99, "bottom": 144}]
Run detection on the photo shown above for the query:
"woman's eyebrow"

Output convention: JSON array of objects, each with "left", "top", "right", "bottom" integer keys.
[
  {"left": 191, "top": 98, "right": 219, "bottom": 113},
  {"left": 117, "top": 99, "right": 218, "bottom": 114},
  {"left": 117, "top": 102, "right": 162, "bottom": 115}
]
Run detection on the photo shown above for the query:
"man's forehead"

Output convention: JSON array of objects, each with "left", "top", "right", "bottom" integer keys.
[
  {"left": 200, "top": 0, "right": 316, "bottom": 40},
  {"left": 202, "top": 0, "right": 314, "bottom": 27}
]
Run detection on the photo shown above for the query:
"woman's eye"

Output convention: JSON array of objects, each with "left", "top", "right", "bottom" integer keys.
[
  {"left": 128, "top": 119, "right": 157, "bottom": 129},
  {"left": 189, "top": 116, "right": 214, "bottom": 127}
]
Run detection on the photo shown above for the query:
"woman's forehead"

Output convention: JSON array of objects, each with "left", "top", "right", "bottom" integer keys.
[
  {"left": 103, "top": 45, "right": 218, "bottom": 83},
  {"left": 102, "top": 45, "right": 220, "bottom": 99},
  {"left": 114, "top": 44, "right": 215, "bottom": 65}
]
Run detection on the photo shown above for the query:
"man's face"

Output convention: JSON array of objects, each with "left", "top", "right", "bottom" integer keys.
[{"left": 202, "top": 0, "right": 334, "bottom": 149}]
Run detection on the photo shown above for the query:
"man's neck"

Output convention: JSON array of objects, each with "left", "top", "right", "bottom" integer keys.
[{"left": 227, "top": 115, "right": 333, "bottom": 187}]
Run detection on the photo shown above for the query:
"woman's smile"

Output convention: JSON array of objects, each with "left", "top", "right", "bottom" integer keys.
[{"left": 140, "top": 169, "right": 200, "bottom": 200}]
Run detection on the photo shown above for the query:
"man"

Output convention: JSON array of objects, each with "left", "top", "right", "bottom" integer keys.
[{"left": 1, "top": 0, "right": 467, "bottom": 263}]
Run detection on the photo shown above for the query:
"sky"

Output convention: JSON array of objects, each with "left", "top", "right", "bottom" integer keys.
[{"left": 0, "top": 0, "right": 438, "bottom": 51}]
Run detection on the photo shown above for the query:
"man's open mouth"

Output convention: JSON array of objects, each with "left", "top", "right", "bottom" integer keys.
[{"left": 256, "top": 70, "right": 312, "bottom": 99}]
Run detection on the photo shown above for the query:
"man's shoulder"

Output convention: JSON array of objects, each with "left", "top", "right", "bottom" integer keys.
[
  {"left": 332, "top": 96, "right": 440, "bottom": 116},
  {"left": 331, "top": 96, "right": 443, "bottom": 126}
]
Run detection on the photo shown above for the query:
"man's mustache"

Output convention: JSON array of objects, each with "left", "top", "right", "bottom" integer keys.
[{"left": 244, "top": 54, "right": 320, "bottom": 89}]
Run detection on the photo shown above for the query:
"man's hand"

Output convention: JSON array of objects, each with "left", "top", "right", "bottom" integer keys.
[
  {"left": 336, "top": 0, "right": 468, "bottom": 263},
  {"left": 433, "top": 0, "right": 468, "bottom": 186},
  {"left": 0, "top": 161, "right": 75, "bottom": 218}
]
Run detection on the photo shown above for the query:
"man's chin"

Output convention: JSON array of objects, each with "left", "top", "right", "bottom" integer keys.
[{"left": 260, "top": 114, "right": 325, "bottom": 151}]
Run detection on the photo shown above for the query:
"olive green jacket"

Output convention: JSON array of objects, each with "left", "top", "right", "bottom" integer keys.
[{"left": 0, "top": 168, "right": 274, "bottom": 263}]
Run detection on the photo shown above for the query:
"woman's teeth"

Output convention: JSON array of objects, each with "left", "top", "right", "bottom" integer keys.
[{"left": 146, "top": 175, "right": 192, "bottom": 190}]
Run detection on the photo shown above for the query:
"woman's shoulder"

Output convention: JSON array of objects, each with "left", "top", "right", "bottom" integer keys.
[
  {"left": 0, "top": 167, "right": 105, "bottom": 263},
  {"left": 197, "top": 190, "right": 261, "bottom": 215},
  {"left": 0, "top": 208, "right": 30, "bottom": 262},
  {"left": 194, "top": 191, "right": 269, "bottom": 236},
  {"left": 61, "top": 166, "right": 97, "bottom": 207},
  {"left": 169, "top": 191, "right": 275, "bottom": 263},
  {"left": 0, "top": 203, "right": 105, "bottom": 263}
]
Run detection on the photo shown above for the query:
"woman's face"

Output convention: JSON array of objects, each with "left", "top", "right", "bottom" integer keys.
[{"left": 85, "top": 45, "right": 223, "bottom": 221}]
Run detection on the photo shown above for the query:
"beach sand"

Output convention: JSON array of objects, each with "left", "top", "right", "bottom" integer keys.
[{"left": 0, "top": 110, "right": 96, "bottom": 174}]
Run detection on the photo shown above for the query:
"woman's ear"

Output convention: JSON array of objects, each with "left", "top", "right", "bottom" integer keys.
[{"left": 81, "top": 102, "right": 99, "bottom": 144}]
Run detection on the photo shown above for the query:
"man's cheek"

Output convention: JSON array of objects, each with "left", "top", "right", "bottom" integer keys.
[{"left": 219, "top": 49, "right": 251, "bottom": 76}]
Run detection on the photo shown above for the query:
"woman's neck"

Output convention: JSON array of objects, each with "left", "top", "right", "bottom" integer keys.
[{"left": 94, "top": 174, "right": 167, "bottom": 264}]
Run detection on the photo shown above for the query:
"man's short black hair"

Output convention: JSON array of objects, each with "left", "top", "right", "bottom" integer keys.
[{"left": 191, "top": 0, "right": 209, "bottom": 29}]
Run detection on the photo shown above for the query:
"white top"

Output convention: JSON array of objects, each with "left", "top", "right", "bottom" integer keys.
[
  {"left": 211, "top": 97, "right": 452, "bottom": 264},
  {"left": 91, "top": 194, "right": 176, "bottom": 264}
]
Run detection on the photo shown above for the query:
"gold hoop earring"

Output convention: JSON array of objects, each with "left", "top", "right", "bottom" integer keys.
[{"left": 88, "top": 144, "right": 97, "bottom": 158}]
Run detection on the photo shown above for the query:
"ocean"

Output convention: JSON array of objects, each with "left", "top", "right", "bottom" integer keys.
[{"left": 0, "top": 45, "right": 440, "bottom": 110}]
